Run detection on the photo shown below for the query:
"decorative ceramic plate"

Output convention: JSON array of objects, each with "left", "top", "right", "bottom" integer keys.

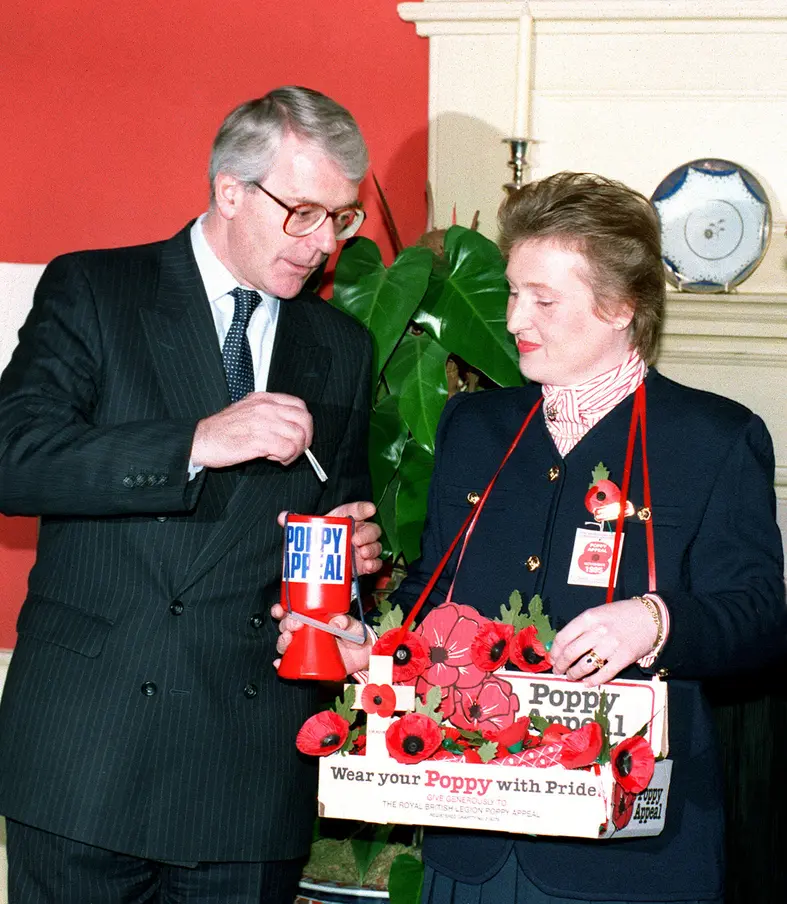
[{"left": 650, "top": 159, "right": 771, "bottom": 293}]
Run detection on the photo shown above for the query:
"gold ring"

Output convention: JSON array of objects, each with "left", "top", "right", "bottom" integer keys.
[{"left": 586, "top": 650, "right": 606, "bottom": 671}]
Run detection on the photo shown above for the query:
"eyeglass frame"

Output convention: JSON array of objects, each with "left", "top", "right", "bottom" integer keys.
[{"left": 248, "top": 180, "right": 365, "bottom": 239}]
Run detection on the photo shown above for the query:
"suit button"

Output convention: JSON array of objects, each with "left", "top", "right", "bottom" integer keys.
[
  {"left": 657, "top": 668, "right": 670, "bottom": 679},
  {"left": 548, "top": 466, "right": 560, "bottom": 481},
  {"left": 466, "top": 491, "right": 480, "bottom": 506},
  {"left": 146, "top": 475, "right": 157, "bottom": 486},
  {"left": 249, "top": 614, "right": 263, "bottom": 629},
  {"left": 525, "top": 555, "right": 541, "bottom": 572},
  {"left": 157, "top": 475, "right": 167, "bottom": 486},
  {"left": 141, "top": 682, "right": 158, "bottom": 696},
  {"left": 243, "top": 683, "right": 258, "bottom": 699},
  {"left": 122, "top": 476, "right": 134, "bottom": 488},
  {"left": 135, "top": 475, "right": 146, "bottom": 487},
  {"left": 170, "top": 600, "right": 184, "bottom": 616}
]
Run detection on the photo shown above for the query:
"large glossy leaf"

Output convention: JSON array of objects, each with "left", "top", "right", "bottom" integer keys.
[
  {"left": 384, "top": 332, "right": 449, "bottom": 455},
  {"left": 417, "top": 226, "right": 523, "bottom": 387},
  {"left": 376, "top": 474, "right": 401, "bottom": 561},
  {"left": 368, "top": 393, "right": 407, "bottom": 505},
  {"left": 396, "top": 439, "right": 435, "bottom": 564},
  {"left": 351, "top": 824, "right": 393, "bottom": 886},
  {"left": 387, "top": 853, "right": 425, "bottom": 904},
  {"left": 330, "top": 238, "right": 433, "bottom": 380}
]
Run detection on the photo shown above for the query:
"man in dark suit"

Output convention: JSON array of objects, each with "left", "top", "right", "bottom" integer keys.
[{"left": 0, "top": 86, "right": 381, "bottom": 903}]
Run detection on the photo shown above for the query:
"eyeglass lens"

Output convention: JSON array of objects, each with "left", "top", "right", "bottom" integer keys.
[{"left": 285, "top": 205, "right": 363, "bottom": 240}]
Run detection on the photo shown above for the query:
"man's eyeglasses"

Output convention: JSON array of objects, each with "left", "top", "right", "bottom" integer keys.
[{"left": 249, "top": 181, "right": 365, "bottom": 240}]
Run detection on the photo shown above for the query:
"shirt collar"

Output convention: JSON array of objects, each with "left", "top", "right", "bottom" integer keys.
[
  {"left": 542, "top": 349, "right": 647, "bottom": 427},
  {"left": 190, "top": 214, "right": 278, "bottom": 308}
]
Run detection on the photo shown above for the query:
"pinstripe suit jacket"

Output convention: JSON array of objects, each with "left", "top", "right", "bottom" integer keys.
[{"left": 0, "top": 224, "right": 373, "bottom": 863}]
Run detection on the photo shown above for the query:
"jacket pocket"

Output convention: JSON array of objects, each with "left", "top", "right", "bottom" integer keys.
[{"left": 16, "top": 595, "right": 113, "bottom": 658}]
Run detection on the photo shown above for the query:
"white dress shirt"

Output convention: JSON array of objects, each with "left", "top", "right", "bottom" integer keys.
[
  {"left": 190, "top": 214, "right": 280, "bottom": 393},
  {"left": 186, "top": 216, "right": 281, "bottom": 479}
]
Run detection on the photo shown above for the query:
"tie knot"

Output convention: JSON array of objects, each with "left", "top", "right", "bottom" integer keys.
[{"left": 229, "top": 287, "right": 262, "bottom": 325}]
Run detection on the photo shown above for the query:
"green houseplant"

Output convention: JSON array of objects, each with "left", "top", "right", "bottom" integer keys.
[{"left": 329, "top": 223, "right": 523, "bottom": 564}]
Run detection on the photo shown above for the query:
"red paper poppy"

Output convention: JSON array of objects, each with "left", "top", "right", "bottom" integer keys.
[
  {"left": 541, "top": 722, "right": 572, "bottom": 745},
  {"left": 471, "top": 621, "right": 516, "bottom": 672},
  {"left": 584, "top": 479, "right": 621, "bottom": 516},
  {"left": 611, "top": 735, "right": 656, "bottom": 793},
  {"left": 558, "top": 721, "right": 603, "bottom": 769},
  {"left": 415, "top": 602, "right": 488, "bottom": 690},
  {"left": 611, "top": 781, "right": 637, "bottom": 829},
  {"left": 386, "top": 713, "right": 443, "bottom": 765},
  {"left": 483, "top": 716, "right": 531, "bottom": 748},
  {"left": 351, "top": 733, "right": 367, "bottom": 756},
  {"left": 452, "top": 675, "right": 520, "bottom": 733},
  {"left": 296, "top": 711, "right": 350, "bottom": 757},
  {"left": 509, "top": 625, "right": 552, "bottom": 673},
  {"left": 463, "top": 748, "right": 483, "bottom": 764},
  {"left": 361, "top": 683, "right": 397, "bottom": 718},
  {"left": 372, "top": 629, "right": 430, "bottom": 683}
]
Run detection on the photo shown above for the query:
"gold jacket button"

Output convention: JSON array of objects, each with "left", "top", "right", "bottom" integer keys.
[
  {"left": 467, "top": 491, "right": 481, "bottom": 506},
  {"left": 548, "top": 466, "right": 560, "bottom": 481},
  {"left": 657, "top": 667, "right": 670, "bottom": 679},
  {"left": 525, "top": 555, "right": 541, "bottom": 571},
  {"left": 637, "top": 506, "right": 652, "bottom": 521}
]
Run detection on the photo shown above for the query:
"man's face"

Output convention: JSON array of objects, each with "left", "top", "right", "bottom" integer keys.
[
  {"left": 505, "top": 238, "right": 633, "bottom": 386},
  {"left": 219, "top": 132, "right": 360, "bottom": 298}
]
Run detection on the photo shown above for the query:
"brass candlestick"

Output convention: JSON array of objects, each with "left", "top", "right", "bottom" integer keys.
[{"left": 503, "top": 138, "right": 530, "bottom": 193}]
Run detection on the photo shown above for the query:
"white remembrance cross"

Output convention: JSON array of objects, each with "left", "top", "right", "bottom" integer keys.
[{"left": 350, "top": 654, "right": 416, "bottom": 758}]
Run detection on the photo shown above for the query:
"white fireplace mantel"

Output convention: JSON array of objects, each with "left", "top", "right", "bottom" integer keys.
[{"left": 397, "top": 0, "right": 787, "bottom": 522}]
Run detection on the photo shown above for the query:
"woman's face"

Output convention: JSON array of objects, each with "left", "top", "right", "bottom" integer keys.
[{"left": 505, "top": 238, "right": 634, "bottom": 386}]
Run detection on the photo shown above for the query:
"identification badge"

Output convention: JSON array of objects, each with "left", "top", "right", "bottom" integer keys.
[{"left": 567, "top": 528, "right": 624, "bottom": 588}]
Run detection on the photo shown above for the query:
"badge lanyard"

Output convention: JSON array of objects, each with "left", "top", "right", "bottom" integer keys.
[{"left": 397, "top": 382, "right": 657, "bottom": 642}]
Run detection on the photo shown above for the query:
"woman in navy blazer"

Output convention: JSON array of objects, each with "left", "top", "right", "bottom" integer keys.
[{"left": 389, "top": 173, "right": 786, "bottom": 903}]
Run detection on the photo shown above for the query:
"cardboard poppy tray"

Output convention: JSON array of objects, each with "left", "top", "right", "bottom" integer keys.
[{"left": 316, "top": 659, "right": 671, "bottom": 840}]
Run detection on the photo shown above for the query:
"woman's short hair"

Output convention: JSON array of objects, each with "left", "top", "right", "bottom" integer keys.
[
  {"left": 209, "top": 86, "right": 369, "bottom": 193},
  {"left": 498, "top": 172, "right": 665, "bottom": 363}
]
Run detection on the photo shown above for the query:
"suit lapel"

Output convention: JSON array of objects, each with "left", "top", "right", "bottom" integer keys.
[
  {"left": 176, "top": 294, "right": 333, "bottom": 594},
  {"left": 139, "top": 225, "right": 230, "bottom": 421}
]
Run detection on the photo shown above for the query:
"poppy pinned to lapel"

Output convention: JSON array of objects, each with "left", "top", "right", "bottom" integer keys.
[{"left": 584, "top": 462, "right": 635, "bottom": 525}]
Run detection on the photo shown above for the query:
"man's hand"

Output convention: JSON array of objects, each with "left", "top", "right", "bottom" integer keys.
[
  {"left": 549, "top": 598, "right": 659, "bottom": 686},
  {"left": 191, "top": 392, "right": 312, "bottom": 468},
  {"left": 327, "top": 501, "right": 383, "bottom": 576}
]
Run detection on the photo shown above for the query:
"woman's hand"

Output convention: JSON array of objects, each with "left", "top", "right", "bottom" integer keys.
[{"left": 549, "top": 598, "right": 659, "bottom": 686}]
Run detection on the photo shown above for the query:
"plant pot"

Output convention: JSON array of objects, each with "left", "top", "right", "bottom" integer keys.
[{"left": 296, "top": 878, "right": 388, "bottom": 904}]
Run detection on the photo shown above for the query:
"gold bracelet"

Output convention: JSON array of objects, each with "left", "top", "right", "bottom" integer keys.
[{"left": 634, "top": 595, "right": 664, "bottom": 651}]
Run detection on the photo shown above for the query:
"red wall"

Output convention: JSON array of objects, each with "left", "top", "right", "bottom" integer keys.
[{"left": 0, "top": 0, "right": 429, "bottom": 648}]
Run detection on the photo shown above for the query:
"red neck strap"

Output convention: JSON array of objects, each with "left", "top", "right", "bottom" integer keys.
[
  {"left": 398, "top": 397, "right": 543, "bottom": 638},
  {"left": 396, "top": 382, "right": 656, "bottom": 641},
  {"left": 605, "top": 382, "right": 656, "bottom": 602}
]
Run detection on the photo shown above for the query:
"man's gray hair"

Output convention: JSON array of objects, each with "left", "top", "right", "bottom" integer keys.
[{"left": 209, "top": 86, "right": 369, "bottom": 195}]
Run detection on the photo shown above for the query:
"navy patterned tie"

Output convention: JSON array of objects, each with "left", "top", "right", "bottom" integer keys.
[{"left": 223, "top": 287, "right": 262, "bottom": 402}]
